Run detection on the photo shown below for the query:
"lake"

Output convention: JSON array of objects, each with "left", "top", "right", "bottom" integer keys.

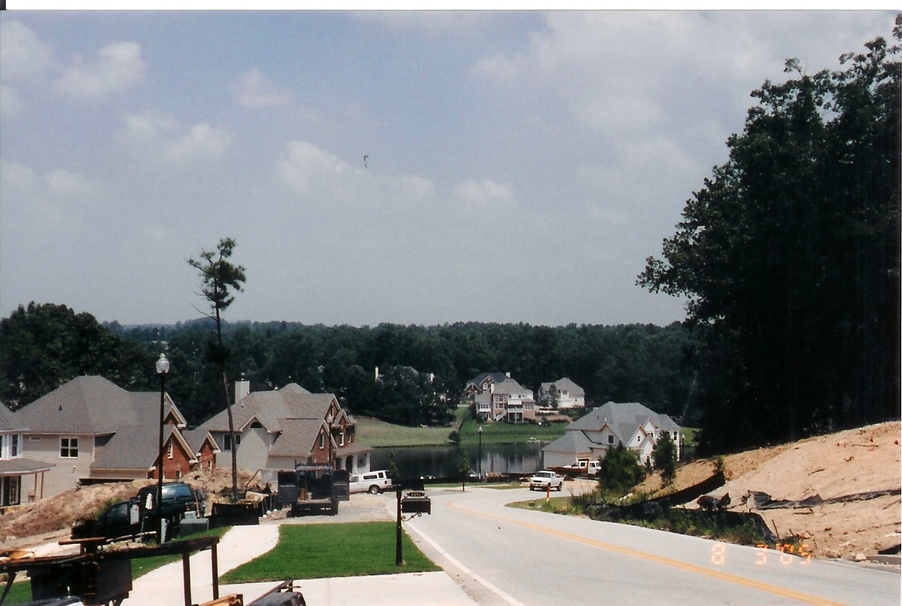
[{"left": 371, "top": 442, "right": 546, "bottom": 480}]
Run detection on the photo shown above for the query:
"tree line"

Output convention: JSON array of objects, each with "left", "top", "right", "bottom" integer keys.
[{"left": 0, "top": 303, "right": 700, "bottom": 431}]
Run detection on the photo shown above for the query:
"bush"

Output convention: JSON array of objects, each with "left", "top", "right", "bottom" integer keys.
[{"left": 600, "top": 443, "right": 644, "bottom": 494}]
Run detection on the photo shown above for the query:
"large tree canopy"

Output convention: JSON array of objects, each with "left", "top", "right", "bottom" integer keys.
[
  {"left": 639, "top": 22, "right": 901, "bottom": 452},
  {"left": 0, "top": 302, "right": 155, "bottom": 408}
]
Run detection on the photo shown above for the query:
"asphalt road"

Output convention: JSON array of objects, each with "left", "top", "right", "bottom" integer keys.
[{"left": 405, "top": 485, "right": 900, "bottom": 606}]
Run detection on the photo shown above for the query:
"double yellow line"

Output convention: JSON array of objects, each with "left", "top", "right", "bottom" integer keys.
[{"left": 446, "top": 499, "right": 847, "bottom": 606}]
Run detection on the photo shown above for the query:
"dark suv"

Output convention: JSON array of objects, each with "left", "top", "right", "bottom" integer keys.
[
  {"left": 71, "top": 482, "right": 204, "bottom": 542},
  {"left": 136, "top": 482, "right": 205, "bottom": 519}
]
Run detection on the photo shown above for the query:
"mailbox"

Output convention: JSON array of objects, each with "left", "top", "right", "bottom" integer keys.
[{"left": 401, "top": 491, "right": 431, "bottom": 515}]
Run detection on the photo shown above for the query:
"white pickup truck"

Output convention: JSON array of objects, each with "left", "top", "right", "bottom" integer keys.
[
  {"left": 528, "top": 470, "right": 564, "bottom": 491},
  {"left": 563, "top": 459, "right": 601, "bottom": 476},
  {"left": 349, "top": 470, "right": 393, "bottom": 494}
]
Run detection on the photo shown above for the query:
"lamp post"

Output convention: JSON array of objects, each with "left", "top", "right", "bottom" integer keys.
[
  {"left": 325, "top": 414, "right": 334, "bottom": 469},
  {"left": 477, "top": 425, "right": 483, "bottom": 478},
  {"left": 155, "top": 353, "right": 170, "bottom": 543}
]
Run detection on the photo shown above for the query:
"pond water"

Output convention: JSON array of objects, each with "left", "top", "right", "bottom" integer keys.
[{"left": 371, "top": 442, "right": 546, "bottom": 480}]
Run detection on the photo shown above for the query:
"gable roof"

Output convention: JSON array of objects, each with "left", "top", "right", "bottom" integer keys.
[
  {"left": 569, "top": 402, "right": 680, "bottom": 440},
  {"left": 490, "top": 378, "right": 532, "bottom": 396},
  {"left": 466, "top": 372, "right": 509, "bottom": 388},
  {"left": 540, "top": 377, "right": 585, "bottom": 396},
  {"left": 15, "top": 376, "right": 184, "bottom": 435},
  {"left": 197, "top": 384, "right": 337, "bottom": 435},
  {"left": 91, "top": 424, "right": 195, "bottom": 472},
  {"left": 0, "top": 403, "right": 27, "bottom": 431}
]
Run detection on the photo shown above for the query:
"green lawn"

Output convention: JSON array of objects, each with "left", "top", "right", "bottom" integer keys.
[
  {"left": 356, "top": 407, "right": 568, "bottom": 448},
  {"left": 222, "top": 522, "right": 439, "bottom": 582}
]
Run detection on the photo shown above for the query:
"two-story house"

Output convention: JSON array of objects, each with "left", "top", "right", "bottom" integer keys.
[
  {"left": 195, "top": 381, "right": 372, "bottom": 483},
  {"left": 12, "top": 376, "right": 218, "bottom": 499},
  {"left": 0, "top": 403, "right": 54, "bottom": 508},
  {"left": 542, "top": 401, "right": 681, "bottom": 468},
  {"left": 473, "top": 377, "right": 537, "bottom": 423},
  {"left": 463, "top": 372, "right": 510, "bottom": 401},
  {"left": 537, "top": 378, "right": 586, "bottom": 410}
]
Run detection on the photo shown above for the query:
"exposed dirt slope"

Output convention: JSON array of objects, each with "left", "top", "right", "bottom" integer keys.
[
  {"left": 0, "top": 468, "right": 259, "bottom": 552},
  {"left": 636, "top": 421, "right": 901, "bottom": 560}
]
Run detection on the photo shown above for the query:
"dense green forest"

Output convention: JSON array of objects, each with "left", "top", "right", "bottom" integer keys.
[
  {"left": 0, "top": 303, "right": 700, "bottom": 431},
  {"left": 639, "top": 23, "right": 901, "bottom": 452}
]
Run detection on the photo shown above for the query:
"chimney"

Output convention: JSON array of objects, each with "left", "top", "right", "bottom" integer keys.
[
  {"left": 235, "top": 379, "right": 250, "bottom": 405},
  {"left": 505, "top": 371, "right": 511, "bottom": 379}
]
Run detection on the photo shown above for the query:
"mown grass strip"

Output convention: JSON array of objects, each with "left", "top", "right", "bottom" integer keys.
[{"left": 222, "top": 522, "right": 439, "bottom": 582}]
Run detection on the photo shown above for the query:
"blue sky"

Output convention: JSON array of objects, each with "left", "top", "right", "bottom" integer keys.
[{"left": 0, "top": 10, "right": 896, "bottom": 326}]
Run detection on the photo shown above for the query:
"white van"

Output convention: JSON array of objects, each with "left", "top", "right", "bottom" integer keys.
[{"left": 348, "top": 470, "right": 393, "bottom": 494}]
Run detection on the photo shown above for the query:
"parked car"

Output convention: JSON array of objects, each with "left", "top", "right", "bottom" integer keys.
[
  {"left": 70, "top": 498, "right": 143, "bottom": 541},
  {"left": 348, "top": 470, "right": 393, "bottom": 494},
  {"left": 72, "top": 482, "right": 205, "bottom": 542},
  {"left": 529, "top": 470, "right": 564, "bottom": 491},
  {"left": 136, "top": 482, "right": 206, "bottom": 519}
]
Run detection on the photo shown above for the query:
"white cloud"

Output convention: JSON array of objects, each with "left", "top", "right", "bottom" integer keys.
[
  {"left": 0, "top": 158, "right": 37, "bottom": 189},
  {"left": 453, "top": 178, "right": 513, "bottom": 208},
  {"left": 54, "top": 41, "right": 146, "bottom": 99},
  {"left": 276, "top": 140, "right": 438, "bottom": 214},
  {"left": 355, "top": 11, "right": 490, "bottom": 31},
  {"left": 0, "top": 20, "right": 51, "bottom": 79},
  {"left": 277, "top": 141, "right": 348, "bottom": 193},
  {"left": 470, "top": 53, "right": 526, "bottom": 80},
  {"left": 234, "top": 68, "right": 291, "bottom": 108},
  {"left": 0, "top": 84, "right": 23, "bottom": 119},
  {"left": 45, "top": 169, "right": 97, "bottom": 197},
  {"left": 120, "top": 112, "right": 234, "bottom": 167}
]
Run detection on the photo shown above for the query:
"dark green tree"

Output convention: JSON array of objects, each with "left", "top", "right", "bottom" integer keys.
[
  {"left": 599, "top": 443, "right": 644, "bottom": 494},
  {"left": 188, "top": 237, "right": 246, "bottom": 501},
  {"left": 0, "top": 302, "right": 154, "bottom": 408},
  {"left": 651, "top": 432, "right": 678, "bottom": 486},
  {"left": 639, "top": 24, "right": 901, "bottom": 452}
]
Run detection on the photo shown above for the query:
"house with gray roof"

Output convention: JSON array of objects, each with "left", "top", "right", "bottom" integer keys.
[
  {"left": 542, "top": 402, "right": 681, "bottom": 468},
  {"left": 474, "top": 378, "right": 537, "bottom": 423},
  {"left": 464, "top": 372, "right": 511, "bottom": 400},
  {"left": 13, "top": 376, "right": 206, "bottom": 499},
  {"left": 537, "top": 377, "right": 586, "bottom": 410},
  {"left": 0, "top": 403, "right": 55, "bottom": 508},
  {"left": 195, "top": 381, "right": 371, "bottom": 485}
]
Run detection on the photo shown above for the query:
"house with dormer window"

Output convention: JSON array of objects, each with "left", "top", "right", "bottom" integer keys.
[
  {"left": 542, "top": 402, "right": 681, "bottom": 468},
  {"left": 11, "top": 376, "right": 217, "bottom": 500},
  {"left": 473, "top": 377, "right": 536, "bottom": 423},
  {"left": 537, "top": 378, "right": 586, "bottom": 410},
  {"left": 195, "top": 381, "right": 372, "bottom": 483}
]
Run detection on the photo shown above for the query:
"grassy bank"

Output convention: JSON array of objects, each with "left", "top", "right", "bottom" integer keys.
[
  {"left": 356, "top": 407, "right": 568, "bottom": 448},
  {"left": 222, "top": 522, "right": 438, "bottom": 582}
]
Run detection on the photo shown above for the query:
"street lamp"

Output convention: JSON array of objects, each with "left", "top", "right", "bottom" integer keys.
[
  {"left": 325, "top": 414, "right": 334, "bottom": 469},
  {"left": 477, "top": 425, "right": 483, "bottom": 478},
  {"left": 155, "top": 353, "right": 170, "bottom": 543}
]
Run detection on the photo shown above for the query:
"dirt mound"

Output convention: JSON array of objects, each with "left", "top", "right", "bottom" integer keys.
[
  {"left": 636, "top": 421, "right": 901, "bottom": 560},
  {"left": 0, "top": 467, "right": 263, "bottom": 551}
]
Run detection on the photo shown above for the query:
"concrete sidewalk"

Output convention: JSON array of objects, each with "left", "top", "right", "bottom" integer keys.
[{"left": 125, "top": 524, "right": 479, "bottom": 605}]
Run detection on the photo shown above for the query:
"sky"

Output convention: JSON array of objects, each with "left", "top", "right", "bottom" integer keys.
[{"left": 0, "top": 10, "right": 896, "bottom": 327}]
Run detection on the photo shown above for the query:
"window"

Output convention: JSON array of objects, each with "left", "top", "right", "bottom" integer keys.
[
  {"left": 608, "top": 435, "right": 614, "bottom": 444},
  {"left": 167, "top": 442, "right": 174, "bottom": 459},
  {"left": 223, "top": 434, "right": 240, "bottom": 451},
  {"left": 319, "top": 432, "right": 325, "bottom": 449},
  {"left": 339, "top": 431, "right": 345, "bottom": 446},
  {"left": 60, "top": 437, "right": 78, "bottom": 458},
  {"left": 10, "top": 434, "right": 19, "bottom": 458},
  {"left": 2, "top": 476, "right": 20, "bottom": 507}
]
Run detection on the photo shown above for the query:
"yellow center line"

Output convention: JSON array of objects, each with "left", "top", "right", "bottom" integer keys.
[{"left": 446, "top": 499, "right": 847, "bottom": 606}]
